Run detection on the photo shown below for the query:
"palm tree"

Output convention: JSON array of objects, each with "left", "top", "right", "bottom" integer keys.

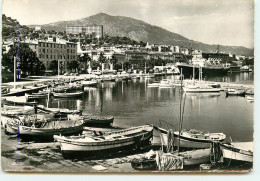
[
  {"left": 98, "top": 52, "right": 106, "bottom": 72},
  {"left": 78, "top": 53, "right": 91, "bottom": 73}
]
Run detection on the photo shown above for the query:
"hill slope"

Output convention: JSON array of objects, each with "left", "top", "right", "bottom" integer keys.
[{"left": 26, "top": 13, "right": 253, "bottom": 56}]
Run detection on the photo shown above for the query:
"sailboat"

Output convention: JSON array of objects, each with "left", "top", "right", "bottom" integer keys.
[
  {"left": 183, "top": 67, "right": 221, "bottom": 93},
  {"left": 151, "top": 70, "right": 225, "bottom": 169}
]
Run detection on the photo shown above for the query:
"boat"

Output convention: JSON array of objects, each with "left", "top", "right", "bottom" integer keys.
[
  {"left": 147, "top": 81, "right": 160, "bottom": 88},
  {"left": 81, "top": 80, "right": 98, "bottom": 87},
  {"left": 83, "top": 116, "right": 114, "bottom": 127},
  {"left": 225, "top": 88, "right": 246, "bottom": 96},
  {"left": 158, "top": 79, "right": 175, "bottom": 88},
  {"left": 25, "top": 93, "right": 48, "bottom": 101},
  {"left": 177, "top": 63, "right": 230, "bottom": 78},
  {"left": 1, "top": 97, "right": 38, "bottom": 106},
  {"left": 131, "top": 148, "right": 211, "bottom": 170},
  {"left": 183, "top": 67, "right": 221, "bottom": 93},
  {"left": 1, "top": 106, "right": 36, "bottom": 118},
  {"left": 53, "top": 91, "right": 83, "bottom": 98},
  {"left": 144, "top": 74, "right": 155, "bottom": 79},
  {"left": 183, "top": 84, "right": 221, "bottom": 93},
  {"left": 154, "top": 127, "right": 226, "bottom": 149},
  {"left": 36, "top": 105, "right": 82, "bottom": 115},
  {"left": 53, "top": 125, "right": 153, "bottom": 157},
  {"left": 220, "top": 142, "right": 253, "bottom": 163},
  {"left": 6, "top": 115, "right": 84, "bottom": 139}
]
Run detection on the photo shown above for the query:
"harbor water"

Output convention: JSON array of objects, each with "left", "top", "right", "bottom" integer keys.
[{"left": 39, "top": 72, "right": 254, "bottom": 142}]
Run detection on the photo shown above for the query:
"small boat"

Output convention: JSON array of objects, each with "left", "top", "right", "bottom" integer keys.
[
  {"left": 154, "top": 127, "right": 226, "bottom": 149},
  {"left": 25, "top": 93, "right": 48, "bottom": 101},
  {"left": 225, "top": 88, "right": 246, "bottom": 96},
  {"left": 53, "top": 92, "right": 83, "bottom": 98},
  {"left": 147, "top": 81, "right": 160, "bottom": 87},
  {"left": 220, "top": 142, "right": 253, "bottom": 163},
  {"left": 53, "top": 125, "right": 153, "bottom": 157},
  {"left": 81, "top": 80, "right": 98, "bottom": 87},
  {"left": 37, "top": 105, "right": 82, "bottom": 115},
  {"left": 83, "top": 116, "right": 114, "bottom": 127},
  {"left": 131, "top": 149, "right": 211, "bottom": 170},
  {"left": 158, "top": 79, "right": 175, "bottom": 88},
  {"left": 1, "top": 97, "right": 38, "bottom": 106},
  {"left": 1, "top": 106, "right": 35, "bottom": 118},
  {"left": 6, "top": 116, "right": 84, "bottom": 139}
]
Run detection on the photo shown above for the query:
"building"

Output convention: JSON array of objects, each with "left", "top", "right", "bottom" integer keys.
[
  {"left": 15, "top": 37, "right": 77, "bottom": 72},
  {"left": 66, "top": 25, "right": 103, "bottom": 38},
  {"left": 35, "top": 26, "right": 41, "bottom": 31}
]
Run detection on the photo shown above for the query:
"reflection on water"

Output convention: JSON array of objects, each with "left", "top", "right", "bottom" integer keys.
[
  {"left": 205, "top": 72, "right": 254, "bottom": 85},
  {"left": 39, "top": 73, "right": 254, "bottom": 142}
]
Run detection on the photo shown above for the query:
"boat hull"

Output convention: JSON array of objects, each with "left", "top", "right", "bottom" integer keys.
[
  {"left": 221, "top": 144, "right": 253, "bottom": 163},
  {"left": 54, "top": 125, "right": 153, "bottom": 157},
  {"left": 177, "top": 65, "right": 230, "bottom": 78},
  {"left": 183, "top": 88, "right": 221, "bottom": 93}
]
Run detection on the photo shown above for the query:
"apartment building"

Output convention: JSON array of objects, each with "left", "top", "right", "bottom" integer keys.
[{"left": 66, "top": 25, "right": 103, "bottom": 38}]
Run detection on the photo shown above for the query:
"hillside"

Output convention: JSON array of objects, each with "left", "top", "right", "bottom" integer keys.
[
  {"left": 5, "top": 13, "right": 253, "bottom": 56},
  {"left": 2, "top": 14, "right": 30, "bottom": 39}
]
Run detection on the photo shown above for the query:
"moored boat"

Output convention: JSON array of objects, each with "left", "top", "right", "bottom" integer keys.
[
  {"left": 81, "top": 80, "right": 98, "bottom": 87},
  {"left": 154, "top": 127, "right": 226, "bottom": 149},
  {"left": 53, "top": 125, "right": 153, "bottom": 157},
  {"left": 83, "top": 116, "right": 114, "bottom": 127},
  {"left": 225, "top": 88, "right": 246, "bottom": 96},
  {"left": 220, "top": 142, "right": 253, "bottom": 163},
  {"left": 53, "top": 91, "right": 83, "bottom": 98}
]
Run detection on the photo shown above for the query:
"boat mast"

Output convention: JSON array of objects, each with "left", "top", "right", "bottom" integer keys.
[{"left": 178, "top": 68, "right": 183, "bottom": 154}]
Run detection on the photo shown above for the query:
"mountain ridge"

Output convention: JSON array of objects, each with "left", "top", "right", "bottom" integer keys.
[{"left": 25, "top": 12, "right": 253, "bottom": 56}]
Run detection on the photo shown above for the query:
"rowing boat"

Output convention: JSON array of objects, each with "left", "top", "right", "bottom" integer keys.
[
  {"left": 54, "top": 125, "right": 153, "bottom": 157},
  {"left": 53, "top": 92, "right": 83, "bottom": 98}
]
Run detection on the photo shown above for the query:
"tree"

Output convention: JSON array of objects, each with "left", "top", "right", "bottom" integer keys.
[
  {"left": 98, "top": 52, "right": 106, "bottom": 71},
  {"left": 3, "top": 44, "right": 45, "bottom": 77},
  {"left": 78, "top": 53, "right": 91, "bottom": 73},
  {"left": 49, "top": 60, "right": 58, "bottom": 74},
  {"left": 67, "top": 60, "right": 79, "bottom": 73}
]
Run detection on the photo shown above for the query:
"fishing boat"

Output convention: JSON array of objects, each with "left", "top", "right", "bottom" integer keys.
[
  {"left": 225, "top": 88, "right": 246, "bottom": 96},
  {"left": 53, "top": 125, "right": 153, "bottom": 157},
  {"left": 154, "top": 127, "right": 226, "bottom": 149},
  {"left": 37, "top": 105, "right": 82, "bottom": 115},
  {"left": 53, "top": 91, "right": 83, "bottom": 98},
  {"left": 1, "top": 97, "right": 38, "bottom": 106},
  {"left": 6, "top": 116, "right": 84, "bottom": 139},
  {"left": 81, "top": 80, "right": 98, "bottom": 87},
  {"left": 83, "top": 116, "right": 114, "bottom": 127},
  {"left": 220, "top": 142, "right": 253, "bottom": 163},
  {"left": 131, "top": 148, "right": 211, "bottom": 170},
  {"left": 1, "top": 105, "right": 35, "bottom": 118}
]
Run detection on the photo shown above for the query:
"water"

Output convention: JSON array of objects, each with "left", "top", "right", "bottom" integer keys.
[{"left": 39, "top": 72, "right": 254, "bottom": 142}]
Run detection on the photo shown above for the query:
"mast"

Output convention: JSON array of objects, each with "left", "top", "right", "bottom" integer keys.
[{"left": 178, "top": 68, "right": 183, "bottom": 154}]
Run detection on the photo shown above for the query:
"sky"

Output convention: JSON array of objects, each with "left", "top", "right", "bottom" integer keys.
[{"left": 2, "top": 0, "right": 254, "bottom": 49}]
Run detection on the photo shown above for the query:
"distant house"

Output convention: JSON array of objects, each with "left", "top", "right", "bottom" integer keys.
[{"left": 66, "top": 25, "right": 103, "bottom": 38}]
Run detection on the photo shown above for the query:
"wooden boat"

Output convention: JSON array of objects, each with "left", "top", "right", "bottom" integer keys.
[
  {"left": 6, "top": 116, "right": 84, "bottom": 139},
  {"left": 1, "top": 106, "right": 35, "bottom": 118},
  {"left": 225, "top": 88, "right": 246, "bottom": 96},
  {"left": 220, "top": 142, "right": 253, "bottom": 163},
  {"left": 53, "top": 91, "right": 83, "bottom": 98},
  {"left": 154, "top": 127, "right": 226, "bottom": 149},
  {"left": 131, "top": 148, "right": 211, "bottom": 170},
  {"left": 81, "top": 80, "right": 98, "bottom": 87},
  {"left": 1, "top": 97, "right": 38, "bottom": 106},
  {"left": 83, "top": 116, "right": 114, "bottom": 126},
  {"left": 53, "top": 125, "right": 153, "bottom": 157},
  {"left": 25, "top": 93, "right": 48, "bottom": 101},
  {"left": 36, "top": 105, "right": 82, "bottom": 115}
]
